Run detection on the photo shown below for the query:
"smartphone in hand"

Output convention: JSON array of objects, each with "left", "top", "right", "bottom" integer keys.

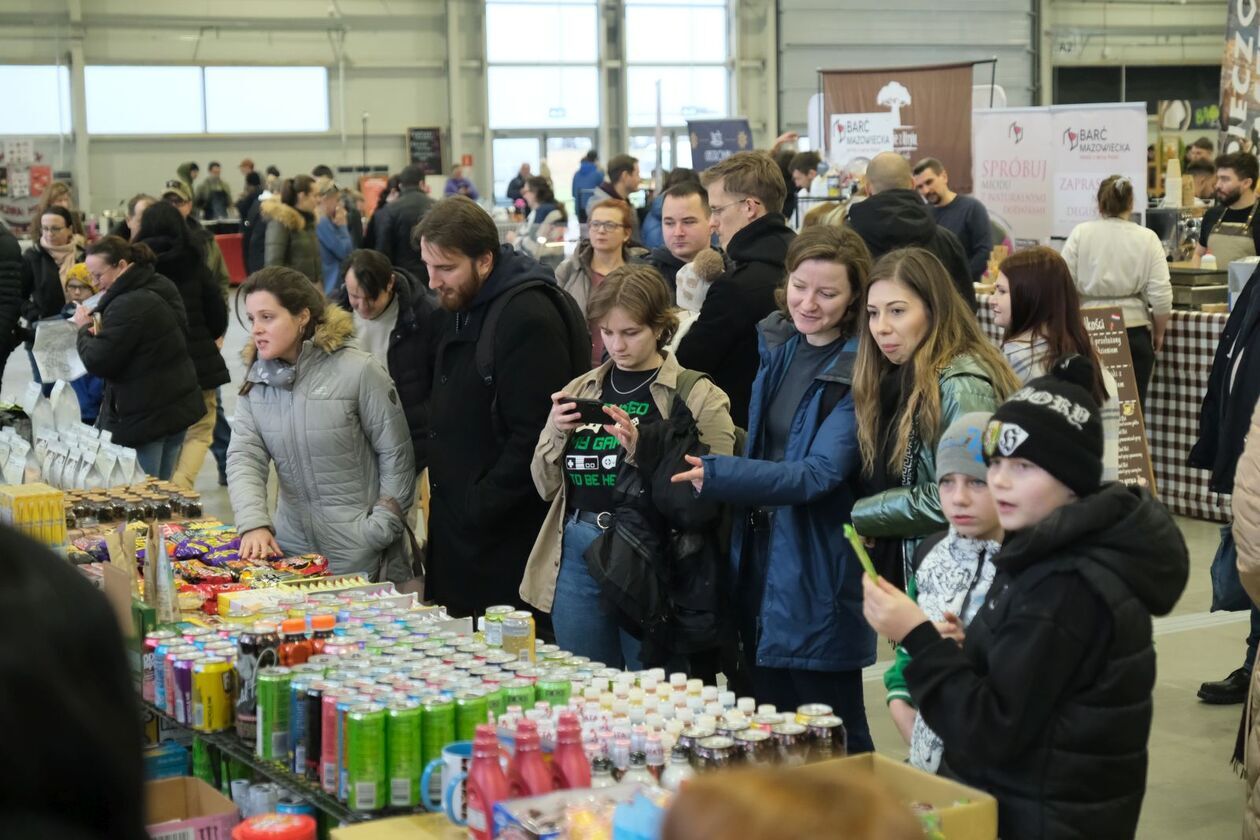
[{"left": 570, "top": 398, "right": 612, "bottom": 425}]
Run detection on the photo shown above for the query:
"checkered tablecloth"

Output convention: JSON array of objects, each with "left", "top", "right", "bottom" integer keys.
[{"left": 976, "top": 295, "right": 1230, "bottom": 522}]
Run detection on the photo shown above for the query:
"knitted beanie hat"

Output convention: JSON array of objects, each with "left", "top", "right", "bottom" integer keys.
[{"left": 982, "top": 355, "right": 1104, "bottom": 497}]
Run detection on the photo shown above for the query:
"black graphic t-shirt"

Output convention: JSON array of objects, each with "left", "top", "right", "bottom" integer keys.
[{"left": 564, "top": 367, "right": 662, "bottom": 514}]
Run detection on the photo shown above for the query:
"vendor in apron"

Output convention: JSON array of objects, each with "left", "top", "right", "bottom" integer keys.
[{"left": 1196, "top": 152, "right": 1260, "bottom": 268}]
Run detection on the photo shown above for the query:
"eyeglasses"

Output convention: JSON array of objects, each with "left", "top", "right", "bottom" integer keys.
[
  {"left": 41, "top": 225, "right": 68, "bottom": 233},
  {"left": 589, "top": 221, "right": 627, "bottom": 232},
  {"left": 709, "top": 196, "right": 761, "bottom": 216}
]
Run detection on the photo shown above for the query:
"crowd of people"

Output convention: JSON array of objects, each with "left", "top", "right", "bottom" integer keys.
[{"left": 20, "top": 135, "right": 1260, "bottom": 840}]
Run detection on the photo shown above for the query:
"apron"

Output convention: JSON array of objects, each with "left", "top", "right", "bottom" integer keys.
[{"left": 1208, "top": 201, "right": 1260, "bottom": 267}]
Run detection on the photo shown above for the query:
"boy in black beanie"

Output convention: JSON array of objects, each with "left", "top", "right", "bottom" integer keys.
[{"left": 864, "top": 356, "right": 1189, "bottom": 840}]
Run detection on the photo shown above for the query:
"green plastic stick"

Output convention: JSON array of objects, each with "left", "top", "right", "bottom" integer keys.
[{"left": 844, "top": 524, "right": 879, "bottom": 581}]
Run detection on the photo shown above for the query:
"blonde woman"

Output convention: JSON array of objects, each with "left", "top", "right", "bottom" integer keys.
[{"left": 851, "top": 247, "right": 1019, "bottom": 589}]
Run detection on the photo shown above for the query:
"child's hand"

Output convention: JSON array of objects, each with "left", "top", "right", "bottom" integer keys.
[
  {"left": 888, "top": 698, "right": 916, "bottom": 745},
  {"left": 862, "top": 575, "right": 930, "bottom": 643},
  {"left": 935, "top": 611, "right": 965, "bottom": 645}
]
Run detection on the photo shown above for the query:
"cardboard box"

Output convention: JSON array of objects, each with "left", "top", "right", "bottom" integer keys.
[
  {"left": 795, "top": 753, "right": 997, "bottom": 840},
  {"left": 145, "top": 777, "right": 240, "bottom": 840}
]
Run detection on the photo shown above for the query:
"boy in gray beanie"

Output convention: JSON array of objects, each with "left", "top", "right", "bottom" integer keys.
[{"left": 882, "top": 410, "right": 1002, "bottom": 773}]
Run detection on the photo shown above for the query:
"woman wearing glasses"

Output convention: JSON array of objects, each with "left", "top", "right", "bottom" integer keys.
[
  {"left": 19, "top": 206, "right": 84, "bottom": 384},
  {"left": 556, "top": 199, "right": 650, "bottom": 367}
]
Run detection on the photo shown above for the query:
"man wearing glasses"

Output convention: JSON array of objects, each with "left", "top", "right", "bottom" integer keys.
[{"left": 676, "top": 151, "right": 794, "bottom": 427}]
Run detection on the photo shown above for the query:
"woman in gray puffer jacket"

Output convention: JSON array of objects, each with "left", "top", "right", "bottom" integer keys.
[{"left": 227, "top": 266, "right": 416, "bottom": 582}]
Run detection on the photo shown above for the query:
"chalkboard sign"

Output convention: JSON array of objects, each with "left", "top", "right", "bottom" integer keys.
[
  {"left": 407, "top": 127, "right": 443, "bottom": 175},
  {"left": 1083, "top": 307, "right": 1158, "bottom": 492}
]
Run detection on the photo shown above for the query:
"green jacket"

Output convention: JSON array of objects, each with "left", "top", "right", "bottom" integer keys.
[{"left": 851, "top": 354, "right": 1003, "bottom": 573}]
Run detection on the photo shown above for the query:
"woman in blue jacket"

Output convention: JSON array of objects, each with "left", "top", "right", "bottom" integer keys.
[{"left": 672, "top": 225, "right": 876, "bottom": 751}]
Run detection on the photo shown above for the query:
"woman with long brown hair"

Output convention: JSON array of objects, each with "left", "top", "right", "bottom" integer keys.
[
  {"left": 851, "top": 247, "right": 1019, "bottom": 589},
  {"left": 990, "top": 245, "right": 1120, "bottom": 481}
]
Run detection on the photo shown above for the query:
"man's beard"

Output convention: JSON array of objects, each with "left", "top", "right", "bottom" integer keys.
[{"left": 1219, "top": 186, "right": 1244, "bottom": 207}]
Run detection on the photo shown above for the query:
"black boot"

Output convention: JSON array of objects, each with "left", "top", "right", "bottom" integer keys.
[{"left": 1197, "top": 667, "right": 1251, "bottom": 704}]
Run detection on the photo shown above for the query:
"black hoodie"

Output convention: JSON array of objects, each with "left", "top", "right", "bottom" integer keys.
[
  {"left": 901, "top": 483, "right": 1189, "bottom": 840},
  {"left": 425, "top": 246, "right": 583, "bottom": 617},
  {"left": 138, "top": 235, "right": 229, "bottom": 391},
  {"left": 676, "top": 213, "right": 794, "bottom": 427},
  {"left": 846, "top": 189, "right": 977, "bottom": 311}
]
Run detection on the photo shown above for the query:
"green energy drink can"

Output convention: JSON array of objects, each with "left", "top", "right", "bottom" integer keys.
[
  {"left": 386, "top": 700, "right": 423, "bottom": 809},
  {"left": 503, "top": 677, "right": 535, "bottom": 710},
  {"left": 420, "top": 695, "right": 455, "bottom": 767},
  {"left": 256, "top": 667, "right": 293, "bottom": 762},
  {"left": 454, "top": 690, "right": 489, "bottom": 741},
  {"left": 346, "top": 703, "right": 387, "bottom": 813},
  {"left": 482, "top": 686, "right": 506, "bottom": 720},
  {"left": 536, "top": 674, "right": 571, "bottom": 708}
]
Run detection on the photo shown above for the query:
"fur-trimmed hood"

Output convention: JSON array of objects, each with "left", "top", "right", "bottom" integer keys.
[
  {"left": 241, "top": 304, "right": 355, "bottom": 366},
  {"left": 260, "top": 197, "right": 311, "bottom": 231}
]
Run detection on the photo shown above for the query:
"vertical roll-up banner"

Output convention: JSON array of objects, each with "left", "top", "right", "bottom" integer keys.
[
  {"left": 972, "top": 107, "right": 1054, "bottom": 245},
  {"left": 1050, "top": 103, "right": 1148, "bottom": 238},
  {"left": 1221, "top": 2, "right": 1260, "bottom": 155},
  {"left": 821, "top": 62, "right": 976, "bottom": 193}
]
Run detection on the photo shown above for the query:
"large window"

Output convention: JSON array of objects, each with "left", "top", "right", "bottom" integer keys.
[
  {"left": 486, "top": 0, "right": 600, "bottom": 131},
  {"left": 204, "top": 67, "right": 329, "bottom": 133},
  {"left": 85, "top": 66, "right": 205, "bottom": 134},
  {"left": 0, "top": 65, "right": 72, "bottom": 135},
  {"left": 84, "top": 65, "right": 329, "bottom": 135},
  {"left": 625, "top": 0, "right": 729, "bottom": 168}
]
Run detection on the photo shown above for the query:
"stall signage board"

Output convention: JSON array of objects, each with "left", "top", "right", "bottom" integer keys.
[
  {"left": 406, "top": 127, "right": 443, "bottom": 174},
  {"left": 972, "top": 107, "right": 1053, "bottom": 245},
  {"left": 1083, "top": 307, "right": 1157, "bottom": 493},
  {"left": 828, "top": 112, "right": 896, "bottom": 168},
  {"left": 971, "top": 103, "right": 1146, "bottom": 243},
  {"left": 687, "top": 119, "right": 753, "bottom": 172},
  {"left": 1050, "top": 104, "right": 1147, "bottom": 237}
]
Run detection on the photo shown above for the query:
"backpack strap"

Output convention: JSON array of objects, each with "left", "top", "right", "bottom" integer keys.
[
  {"left": 674, "top": 368, "right": 708, "bottom": 406},
  {"left": 475, "top": 280, "right": 590, "bottom": 387}
]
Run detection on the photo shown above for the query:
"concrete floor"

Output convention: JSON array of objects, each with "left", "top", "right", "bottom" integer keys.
[{"left": 3, "top": 290, "right": 1250, "bottom": 838}]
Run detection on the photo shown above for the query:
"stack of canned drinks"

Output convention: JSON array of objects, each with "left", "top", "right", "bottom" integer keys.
[{"left": 143, "top": 601, "right": 848, "bottom": 816}]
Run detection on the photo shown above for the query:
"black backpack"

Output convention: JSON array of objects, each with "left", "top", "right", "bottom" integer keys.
[{"left": 474, "top": 279, "right": 591, "bottom": 438}]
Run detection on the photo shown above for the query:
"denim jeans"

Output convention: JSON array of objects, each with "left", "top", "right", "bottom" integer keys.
[
  {"left": 552, "top": 516, "right": 642, "bottom": 670},
  {"left": 210, "top": 388, "right": 230, "bottom": 480},
  {"left": 134, "top": 430, "right": 187, "bottom": 481}
]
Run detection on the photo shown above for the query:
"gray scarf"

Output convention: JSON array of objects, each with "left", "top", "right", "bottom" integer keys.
[{"left": 246, "top": 357, "right": 297, "bottom": 390}]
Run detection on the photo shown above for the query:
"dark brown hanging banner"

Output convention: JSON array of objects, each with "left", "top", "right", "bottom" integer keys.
[{"left": 820, "top": 62, "right": 976, "bottom": 193}]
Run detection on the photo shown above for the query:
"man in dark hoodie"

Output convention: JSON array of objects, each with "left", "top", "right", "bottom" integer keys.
[
  {"left": 416, "top": 196, "right": 589, "bottom": 619},
  {"left": 864, "top": 356, "right": 1188, "bottom": 840},
  {"left": 847, "top": 152, "right": 976, "bottom": 311},
  {"left": 677, "top": 152, "right": 794, "bottom": 427},
  {"left": 646, "top": 181, "right": 731, "bottom": 293}
]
